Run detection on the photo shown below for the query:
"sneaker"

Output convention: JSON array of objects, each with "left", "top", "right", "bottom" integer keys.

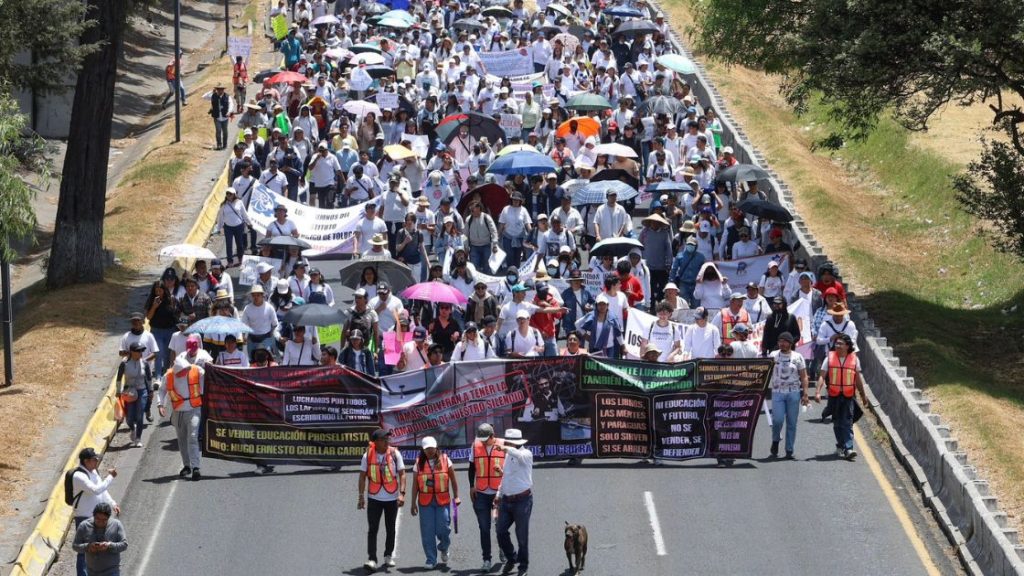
[
  {"left": 191, "top": 468, "right": 201, "bottom": 481},
  {"left": 652, "top": 458, "right": 664, "bottom": 466},
  {"left": 179, "top": 466, "right": 192, "bottom": 478},
  {"left": 770, "top": 441, "right": 779, "bottom": 457},
  {"left": 836, "top": 448, "right": 845, "bottom": 458},
  {"left": 440, "top": 550, "right": 449, "bottom": 564},
  {"left": 145, "top": 411, "right": 153, "bottom": 422},
  {"left": 259, "top": 465, "right": 276, "bottom": 474},
  {"left": 502, "top": 559, "right": 517, "bottom": 574},
  {"left": 364, "top": 559, "right": 377, "bottom": 571},
  {"left": 425, "top": 562, "right": 437, "bottom": 570},
  {"left": 133, "top": 440, "right": 143, "bottom": 448},
  {"left": 844, "top": 448, "right": 858, "bottom": 460},
  {"left": 383, "top": 555, "right": 396, "bottom": 567},
  {"left": 481, "top": 559, "right": 492, "bottom": 571},
  {"left": 784, "top": 452, "right": 795, "bottom": 460}
]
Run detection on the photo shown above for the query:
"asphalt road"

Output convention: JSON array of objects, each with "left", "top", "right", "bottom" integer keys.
[{"left": 47, "top": 208, "right": 964, "bottom": 576}]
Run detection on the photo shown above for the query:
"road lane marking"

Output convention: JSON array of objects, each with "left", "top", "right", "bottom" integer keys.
[
  {"left": 136, "top": 480, "right": 178, "bottom": 576},
  {"left": 643, "top": 491, "right": 667, "bottom": 556},
  {"left": 855, "top": 433, "right": 941, "bottom": 576}
]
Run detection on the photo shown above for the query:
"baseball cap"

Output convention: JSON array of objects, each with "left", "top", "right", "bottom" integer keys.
[
  {"left": 421, "top": 436, "right": 438, "bottom": 449},
  {"left": 732, "top": 323, "right": 750, "bottom": 334},
  {"left": 78, "top": 447, "right": 100, "bottom": 462},
  {"left": 730, "top": 292, "right": 747, "bottom": 300},
  {"left": 413, "top": 326, "right": 427, "bottom": 340},
  {"left": 476, "top": 423, "right": 495, "bottom": 440},
  {"left": 516, "top": 309, "right": 530, "bottom": 320},
  {"left": 370, "top": 428, "right": 391, "bottom": 441}
]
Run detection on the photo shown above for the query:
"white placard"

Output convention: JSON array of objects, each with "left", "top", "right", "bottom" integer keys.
[
  {"left": 489, "top": 246, "right": 507, "bottom": 273},
  {"left": 479, "top": 48, "right": 534, "bottom": 77},
  {"left": 401, "top": 132, "right": 429, "bottom": 158},
  {"left": 247, "top": 184, "right": 366, "bottom": 256},
  {"left": 238, "top": 255, "right": 282, "bottom": 286},
  {"left": 228, "top": 36, "right": 253, "bottom": 62},
  {"left": 377, "top": 91, "right": 399, "bottom": 110},
  {"left": 500, "top": 113, "right": 522, "bottom": 140}
]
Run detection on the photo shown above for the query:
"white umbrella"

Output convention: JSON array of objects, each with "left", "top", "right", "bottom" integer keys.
[
  {"left": 349, "top": 52, "right": 385, "bottom": 66},
  {"left": 159, "top": 243, "right": 216, "bottom": 260},
  {"left": 593, "top": 142, "right": 638, "bottom": 158},
  {"left": 343, "top": 100, "right": 381, "bottom": 118},
  {"left": 310, "top": 14, "right": 340, "bottom": 26}
]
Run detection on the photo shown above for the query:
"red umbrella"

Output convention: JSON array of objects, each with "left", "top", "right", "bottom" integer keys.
[
  {"left": 458, "top": 183, "right": 510, "bottom": 219},
  {"left": 267, "top": 71, "right": 308, "bottom": 85},
  {"left": 401, "top": 282, "right": 468, "bottom": 306}
]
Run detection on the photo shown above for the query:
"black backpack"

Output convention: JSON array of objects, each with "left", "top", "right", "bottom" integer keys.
[{"left": 64, "top": 465, "right": 88, "bottom": 507}]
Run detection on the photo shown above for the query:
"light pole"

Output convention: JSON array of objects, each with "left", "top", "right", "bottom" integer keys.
[
  {"left": 174, "top": 0, "right": 181, "bottom": 143},
  {"left": 1, "top": 256, "right": 13, "bottom": 387}
]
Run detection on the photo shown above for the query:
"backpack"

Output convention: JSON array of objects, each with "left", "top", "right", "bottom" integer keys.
[
  {"left": 347, "top": 307, "right": 374, "bottom": 338},
  {"left": 64, "top": 466, "right": 88, "bottom": 507}
]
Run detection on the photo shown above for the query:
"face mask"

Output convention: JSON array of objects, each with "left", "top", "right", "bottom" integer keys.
[
  {"left": 684, "top": 244, "right": 696, "bottom": 253},
  {"left": 130, "top": 327, "right": 143, "bottom": 335},
  {"left": 506, "top": 275, "right": 517, "bottom": 284}
]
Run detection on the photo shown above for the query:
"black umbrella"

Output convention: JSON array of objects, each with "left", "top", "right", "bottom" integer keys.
[
  {"left": 365, "top": 65, "right": 396, "bottom": 79},
  {"left": 258, "top": 235, "right": 312, "bottom": 250},
  {"left": 453, "top": 18, "right": 487, "bottom": 32},
  {"left": 482, "top": 5, "right": 513, "bottom": 17},
  {"left": 282, "top": 303, "right": 349, "bottom": 327},
  {"left": 338, "top": 258, "right": 417, "bottom": 293},
  {"left": 436, "top": 112, "right": 506, "bottom": 144},
  {"left": 737, "top": 199, "right": 793, "bottom": 223},
  {"left": 537, "top": 24, "right": 564, "bottom": 37},
  {"left": 590, "top": 237, "right": 644, "bottom": 258},
  {"left": 613, "top": 20, "right": 659, "bottom": 38},
  {"left": 590, "top": 168, "right": 639, "bottom": 190},
  {"left": 715, "top": 163, "right": 772, "bottom": 184},
  {"left": 637, "top": 95, "right": 684, "bottom": 117}
]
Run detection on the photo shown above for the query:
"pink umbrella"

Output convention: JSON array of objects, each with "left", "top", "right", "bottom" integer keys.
[{"left": 401, "top": 282, "right": 468, "bottom": 306}]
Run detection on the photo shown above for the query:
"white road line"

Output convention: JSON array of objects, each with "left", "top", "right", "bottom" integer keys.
[
  {"left": 643, "top": 491, "right": 667, "bottom": 556},
  {"left": 136, "top": 479, "right": 178, "bottom": 576},
  {"left": 394, "top": 508, "right": 402, "bottom": 558}
]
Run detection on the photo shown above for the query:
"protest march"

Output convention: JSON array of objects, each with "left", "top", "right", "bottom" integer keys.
[{"left": 79, "top": 0, "right": 885, "bottom": 573}]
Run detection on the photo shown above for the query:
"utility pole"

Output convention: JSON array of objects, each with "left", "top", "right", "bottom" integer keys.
[
  {"left": 174, "top": 0, "right": 181, "bottom": 143},
  {"left": 1, "top": 257, "right": 13, "bottom": 388},
  {"left": 225, "top": 0, "right": 230, "bottom": 53}
]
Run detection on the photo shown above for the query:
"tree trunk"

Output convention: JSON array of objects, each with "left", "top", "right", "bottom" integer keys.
[{"left": 46, "top": 0, "right": 128, "bottom": 288}]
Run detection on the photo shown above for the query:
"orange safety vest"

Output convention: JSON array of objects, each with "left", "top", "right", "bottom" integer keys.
[
  {"left": 233, "top": 62, "right": 247, "bottom": 85},
  {"left": 165, "top": 365, "right": 202, "bottom": 409},
  {"left": 416, "top": 454, "right": 451, "bottom": 507},
  {"left": 472, "top": 439, "right": 505, "bottom": 492},
  {"left": 366, "top": 444, "right": 400, "bottom": 495},
  {"left": 720, "top": 307, "right": 749, "bottom": 345},
  {"left": 165, "top": 61, "right": 176, "bottom": 82},
  {"left": 827, "top": 351, "right": 858, "bottom": 398}
]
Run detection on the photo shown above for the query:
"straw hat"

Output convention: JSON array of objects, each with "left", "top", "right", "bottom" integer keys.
[
  {"left": 642, "top": 213, "right": 670, "bottom": 227},
  {"left": 370, "top": 233, "right": 388, "bottom": 246}
]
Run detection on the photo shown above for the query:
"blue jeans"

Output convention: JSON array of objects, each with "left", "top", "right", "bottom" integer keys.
[
  {"left": 418, "top": 501, "right": 451, "bottom": 564},
  {"left": 125, "top": 388, "right": 149, "bottom": 441},
  {"left": 496, "top": 494, "right": 532, "bottom": 569},
  {"left": 501, "top": 235, "right": 524, "bottom": 271},
  {"left": 470, "top": 244, "right": 492, "bottom": 275},
  {"left": 151, "top": 327, "right": 175, "bottom": 378},
  {"left": 74, "top": 516, "right": 88, "bottom": 576},
  {"left": 224, "top": 223, "right": 246, "bottom": 264},
  {"left": 542, "top": 337, "right": 557, "bottom": 357},
  {"left": 472, "top": 491, "right": 496, "bottom": 561},
  {"left": 681, "top": 282, "right": 697, "bottom": 308},
  {"left": 214, "top": 118, "right": 229, "bottom": 148},
  {"left": 829, "top": 395, "right": 856, "bottom": 450},
  {"left": 771, "top": 389, "right": 801, "bottom": 453}
]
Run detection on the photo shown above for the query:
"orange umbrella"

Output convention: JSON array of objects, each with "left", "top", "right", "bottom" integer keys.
[{"left": 556, "top": 116, "right": 601, "bottom": 138}]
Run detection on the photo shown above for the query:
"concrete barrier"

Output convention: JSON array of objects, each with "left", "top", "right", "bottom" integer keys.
[{"left": 653, "top": 6, "right": 1024, "bottom": 574}]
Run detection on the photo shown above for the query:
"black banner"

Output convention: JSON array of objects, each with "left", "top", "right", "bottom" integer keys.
[{"left": 203, "top": 358, "right": 771, "bottom": 466}]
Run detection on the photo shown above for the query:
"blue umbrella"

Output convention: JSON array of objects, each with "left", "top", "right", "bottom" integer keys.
[
  {"left": 646, "top": 181, "right": 691, "bottom": 193},
  {"left": 603, "top": 5, "right": 644, "bottom": 18},
  {"left": 486, "top": 151, "right": 558, "bottom": 176},
  {"left": 184, "top": 316, "right": 254, "bottom": 335},
  {"left": 572, "top": 180, "right": 639, "bottom": 206}
]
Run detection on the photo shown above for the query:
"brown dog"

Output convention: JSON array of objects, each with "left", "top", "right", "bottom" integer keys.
[{"left": 564, "top": 521, "right": 588, "bottom": 574}]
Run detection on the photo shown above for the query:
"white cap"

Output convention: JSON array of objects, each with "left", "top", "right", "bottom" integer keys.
[
  {"left": 723, "top": 146, "right": 734, "bottom": 154},
  {"left": 276, "top": 278, "right": 290, "bottom": 294},
  {"left": 595, "top": 293, "right": 609, "bottom": 305},
  {"left": 664, "top": 282, "right": 679, "bottom": 292},
  {"left": 256, "top": 262, "right": 274, "bottom": 274},
  {"left": 516, "top": 309, "right": 530, "bottom": 320},
  {"left": 421, "top": 436, "right": 438, "bottom": 449}
]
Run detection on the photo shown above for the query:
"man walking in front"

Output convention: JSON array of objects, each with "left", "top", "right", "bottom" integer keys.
[
  {"left": 358, "top": 428, "right": 406, "bottom": 572},
  {"left": 71, "top": 502, "right": 127, "bottom": 576},
  {"left": 469, "top": 423, "right": 505, "bottom": 571},
  {"left": 158, "top": 356, "right": 205, "bottom": 481},
  {"left": 494, "top": 428, "right": 533, "bottom": 576}
]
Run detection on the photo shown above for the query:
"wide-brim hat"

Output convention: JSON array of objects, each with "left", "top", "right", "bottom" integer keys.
[
  {"left": 642, "top": 213, "right": 670, "bottom": 227},
  {"left": 503, "top": 428, "right": 528, "bottom": 446}
]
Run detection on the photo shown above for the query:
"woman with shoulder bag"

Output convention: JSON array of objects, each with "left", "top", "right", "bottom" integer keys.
[{"left": 117, "top": 343, "right": 152, "bottom": 448}]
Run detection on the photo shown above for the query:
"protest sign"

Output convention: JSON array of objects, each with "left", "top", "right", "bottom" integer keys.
[
  {"left": 319, "top": 324, "right": 342, "bottom": 347},
  {"left": 203, "top": 365, "right": 381, "bottom": 466},
  {"left": 401, "top": 132, "right": 429, "bottom": 158},
  {"left": 247, "top": 184, "right": 364, "bottom": 256},
  {"left": 376, "top": 91, "right": 399, "bottom": 111},
  {"left": 349, "top": 67, "right": 373, "bottom": 91},
  {"left": 271, "top": 14, "right": 288, "bottom": 40},
  {"left": 383, "top": 331, "right": 413, "bottom": 365},
  {"left": 623, "top": 308, "right": 690, "bottom": 360},
  {"left": 713, "top": 253, "right": 790, "bottom": 288},
  {"left": 238, "top": 255, "right": 282, "bottom": 286},
  {"left": 479, "top": 49, "right": 534, "bottom": 77},
  {"left": 489, "top": 246, "right": 507, "bottom": 273},
  {"left": 228, "top": 36, "right": 253, "bottom": 62},
  {"left": 204, "top": 357, "right": 769, "bottom": 466},
  {"left": 500, "top": 113, "right": 522, "bottom": 140}
]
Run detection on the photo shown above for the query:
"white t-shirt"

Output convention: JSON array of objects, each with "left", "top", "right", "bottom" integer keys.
[
  {"left": 602, "top": 291, "right": 629, "bottom": 327},
  {"left": 505, "top": 326, "right": 543, "bottom": 357},
  {"left": 120, "top": 331, "right": 159, "bottom": 368},
  {"left": 368, "top": 294, "right": 404, "bottom": 333},
  {"left": 358, "top": 216, "right": 389, "bottom": 254},
  {"left": 266, "top": 219, "right": 298, "bottom": 238},
  {"left": 497, "top": 301, "right": 540, "bottom": 338},
  {"left": 452, "top": 337, "right": 495, "bottom": 361},
  {"left": 168, "top": 330, "right": 189, "bottom": 358},
  {"left": 216, "top": 349, "right": 250, "bottom": 367},
  {"left": 682, "top": 322, "right": 721, "bottom": 359},
  {"left": 359, "top": 447, "right": 406, "bottom": 502},
  {"left": 645, "top": 321, "right": 682, "bottom": 363},
  {"left": 499, "top": 205, "right": 532, "bottom": 238},
  {"left": 730, "top": 340, "right": 759, "bottom": 358},
  {"left": 769, "top": 350, "right": 805, "bottom": 393},
  {"left": 401, "top": 341, "right": 429, "bottom": 372}
]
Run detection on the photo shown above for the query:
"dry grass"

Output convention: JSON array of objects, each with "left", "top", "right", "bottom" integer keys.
[
  {"left": 663, "top": 0, "right": 1024, "bottom": 531},
  {"left": 908, "top": 95, "right": 1024, "bottom": 166},
  {"left": 0, "top": 0, "right": 271, "bottom": 527}
]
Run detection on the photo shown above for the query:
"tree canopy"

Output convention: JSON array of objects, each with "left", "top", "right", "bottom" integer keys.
[
  {"left": 0, "top": 0, "right": 95, "bottom": 93},
  {"left": 693, "top": 0, "right": 1024, "bottom": 259}
]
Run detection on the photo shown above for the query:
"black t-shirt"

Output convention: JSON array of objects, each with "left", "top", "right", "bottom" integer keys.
[
  {"left": 429, "top": 316, "right": 462, "bottom": 361},
  {"left": 148, "top": 297, "right": 181, "bottom": 330}
]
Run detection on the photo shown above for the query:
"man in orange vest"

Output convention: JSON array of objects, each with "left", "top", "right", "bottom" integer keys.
[
  {"left": 410, "top": 436, "right": 460, "bottom": 570},
  {"left": 157, "top": 356, "right": 205, "bottom": 481},
  {"left": 468, "top": 423, "right": 505, "bottom": 572},
  {"left": 814, "top": 333, "right": 868, "bottom": 460},
  {"left": 162, "top": 50, "right": 186, "bottom": 109},
  {"left": 711, "top": 292, "right": 751, "bottom": 345},
  {"left": 358, "top": 428, "right": 406, "bottom": 572}
]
